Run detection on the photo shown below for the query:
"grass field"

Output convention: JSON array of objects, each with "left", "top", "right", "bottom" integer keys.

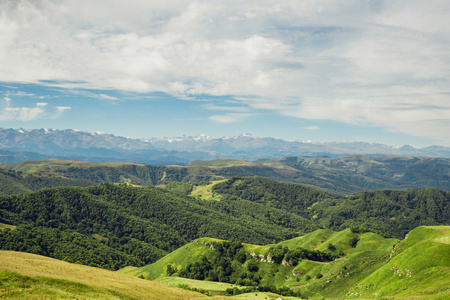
[
  {"left": 0, "top": 250, "right": 300, "bottom": 299},
  {"left": 155, "top": 276, "right": 236, "bottom": 292},
  {"left": 190, "top": 180, "right": 225, "bottom": 200},
  {"left": 0, "top": 250, "right": 210, "bottom": 300},
  {"left": 1, "top": 226, "right": 448, "bottom": 299},
  {"left": 0, "top": 222, "right": 16, "bottom": 231},
  {"left": 128, "top": 227, "right": 450, "bottom": 300}
]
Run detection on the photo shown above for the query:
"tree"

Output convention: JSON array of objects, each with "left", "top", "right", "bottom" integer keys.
[{"left": 166, "top": 264, "right": 176, "bottom": 276}]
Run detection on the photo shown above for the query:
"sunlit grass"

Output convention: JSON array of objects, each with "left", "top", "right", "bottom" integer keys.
[
  {"left": 0, "top": 223, "right": 16, "bottom": 231},
  {"left": 190, "top": 180, "right": 225, "bottom": 201},
  {"left": 0, "top": 250, "right": 209, "bottom": 299}
]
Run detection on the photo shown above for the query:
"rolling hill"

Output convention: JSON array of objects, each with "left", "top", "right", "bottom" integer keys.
[
  {"left": 0, "top": 177, "right": 448, "bottom": 272},
  {"left": 0, "top": 166, "right": 448, "bottom": 299},
  {"left": 128, "top": 226, "right": 450, "bottom": 299},
  {"left": 2, "top": 155, "right": 450, "bottom": 195},
  {"left": 1, "top": 226, "right": 448, "bottom": 299},
  {"left": 0, "top": 250, "right": 211, "bottom": 299}
]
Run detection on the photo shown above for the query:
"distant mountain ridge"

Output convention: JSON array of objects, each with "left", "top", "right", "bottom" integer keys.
[
  {"left": 146, "top": 133, "right": 450, "bottom": 158},
  {"left": 1, "top": 128, "right": 450, "bottom": 165},
  {"left": 2, "top": 155, "right": 450, "bottom": 195},
  {"left": 0, "top": 128, "right": 153, "bottom": 151}
]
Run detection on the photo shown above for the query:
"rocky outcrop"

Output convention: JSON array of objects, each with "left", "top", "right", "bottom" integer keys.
[
  {"left": 249, "top": 251, "right": 274, "bottom": 263},
  {"left": 281, "top": 259, "right": 292, "bottom": 267}
]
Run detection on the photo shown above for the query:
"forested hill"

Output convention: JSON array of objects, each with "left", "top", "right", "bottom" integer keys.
[
  {"left": 0, "top": 178, "right": 449, "bottom": 272},
  {"left": 212, "top": 177, "right": 450, "bottom": 238},
  {"left": 0, "top": 168, "right": 95, "bottom": 195},
  {"left": 2, "top": 155, "right": 450, "bottom": 195},
  {"left": 0, "top": 183, "right": 318, "bottom": 270}
]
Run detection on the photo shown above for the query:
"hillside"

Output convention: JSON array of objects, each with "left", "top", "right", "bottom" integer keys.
[
  {"left": 258, "top": 155, "right": 450, "bottom": 194},
  {"left": 0, "top": 250, "right": 210, "bottom": 299},
  {"left": 2, "top": 155, "right": 450, "bottom": 195},
  {"left": 0, "top": 183, "right": 319, "bottom": 269},
  {"left": 129, "top": 226, "right": 450, "bottom": 299},
  {"left": 212, "top": 177, "right": 450, "bottom": 238},
  {"left": 1, "top": 227, "right": 447, "bottom": 299},
  {"left": 0, "top": 166, "right": 96, "bottom": 196},
  {"left": 0, "top": 178, "right": 448, "bottom": 272}
]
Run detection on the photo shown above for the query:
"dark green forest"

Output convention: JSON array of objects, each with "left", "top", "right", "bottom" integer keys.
[
  {"left": 0, "top": 176, "right": 448, "bottom": 271},
  {"left": 0, "top": 183, "right": 316, "bottom": 269},
  {"left": 0, "top": 169, "right": 95, "bottom": 195},
  {"left": 213, "top": 177, "right": 450, "bottom": 238}
]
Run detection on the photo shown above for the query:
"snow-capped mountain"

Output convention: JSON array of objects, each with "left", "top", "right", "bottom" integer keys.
[
  {"left": 1, "top": 128, "right": 450, "bottom": 165},
  {"left": 0, "top": 128, "right": 153, "bottom": 151},
  {"left": 145, "top": 133, "right": 293, "bottom": 153},
  {"left": 145, "top": 133, "right": 450, "bottom": 158}
]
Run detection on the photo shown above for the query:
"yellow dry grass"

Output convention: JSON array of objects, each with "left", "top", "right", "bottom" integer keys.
[
  {"left": 0, "top": 223, "right": 16, "bottom": 231},
  {"left": 0, "top": 250, "right": 209, "bottom": 300},
  {"left": 190, "top": 180, "right": 226, "bottom": 201}
]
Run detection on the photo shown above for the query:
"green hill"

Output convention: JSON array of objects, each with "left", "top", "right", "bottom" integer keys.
[
  {"left": 1, "top": 176, "right": 449, "bottom": 271},
  {"left": 2, "top": 155, "right": 450, "bottom": 195},
  {"left": 0, "top": 167, "right": 95, "bottom": 196},
  {"left": 0, "top": 182, "right": 318, "bottom": 270},
  {"left": 3, "top": 227, "right": 446, "bottom": 299},
  {"left": 212, "top": 176, "right": 450, "bottom": 238},
  {"left": 131, "top": 226, "right": 450, "bottom": 299},
  {"left": 347, "top": 226, "right": 450, "bottom": 299},
  {"left": 0, "top": 250, "right": 211, "bottom": 299}
]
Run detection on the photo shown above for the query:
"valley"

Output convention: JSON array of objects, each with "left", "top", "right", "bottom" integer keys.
[
  {"left": 1, "top": 155, "right": 450, "bottom": 195},
  {"left": 0, "top": 226, "right": 448, "bottom": 299},
  {"left": 0, "top": 157, "right": 448, "bottom": 299}
]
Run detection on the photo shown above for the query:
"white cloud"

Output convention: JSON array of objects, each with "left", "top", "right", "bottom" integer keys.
[
  {"left": 1, "top": 106, "right": 44, "bottom": 121},
  {"left": 98, "top": 94, "right": 119, "bottom": 101},
  {"left": 202, "top": 103, "right": 249, "bottom": 112},
  {"left": 4, "top": 91, "right": 35, "bottom": 97},
  {"left": 303, "top": 126, "right": 320, "bottom": 130},
  {"left": 53, "top": 106, "right": 71, "bottom": 118},
  {"left": 209, "top": 113, "right": 253, "bottom": 123},
  {"left": 0, "top": 101, "right": 70, "bottom": 121},
  {"left": 0, "top": 1, "right": 449, "bottom": 143},
  {"left": 56, "top": 106, "right": 71, "bottom": 112}
]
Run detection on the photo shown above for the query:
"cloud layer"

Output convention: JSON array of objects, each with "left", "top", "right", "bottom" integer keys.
[{"left": 1, "top": 0, "right": 449, "bottom": 143}]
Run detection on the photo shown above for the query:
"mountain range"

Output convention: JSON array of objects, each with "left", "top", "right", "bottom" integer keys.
[{"left": 1, "top": 128, "right": 450, "bottom": 165}]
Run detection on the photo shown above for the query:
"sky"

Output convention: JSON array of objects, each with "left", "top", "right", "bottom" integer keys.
[{"left": 0, "top": 0, "right": 449, "bottom": 147}]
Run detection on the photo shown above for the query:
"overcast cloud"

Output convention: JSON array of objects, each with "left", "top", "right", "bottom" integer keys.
[{"left": 0, "top": 0, "right": 449, "bottom": 143}]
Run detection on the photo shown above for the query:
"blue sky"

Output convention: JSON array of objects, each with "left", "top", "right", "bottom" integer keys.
[{"left": 1, "top": 1, "right": 449, "bottom": 147}]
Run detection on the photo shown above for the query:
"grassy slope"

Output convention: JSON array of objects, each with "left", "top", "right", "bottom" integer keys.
[
  {"left": 347, "top": 226, "right": 450, "bottom": 299},
  {"left": 131, "top": 227, "right": 449, "bottom": 299},
  {"left": 2, "top": 156, "right": 450, "bottom": 195},
  {"left": 190, "top": 180, "right": 225, "bottom": 200},
  {"left": 1, "top": 227, "right": 447, "bottom": 299},
  {"left": 0, "top": 250, "right": 285, "bottom": 300},
  {"left": 0, "top": 250, "right": 209, "bottom": 300}
]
